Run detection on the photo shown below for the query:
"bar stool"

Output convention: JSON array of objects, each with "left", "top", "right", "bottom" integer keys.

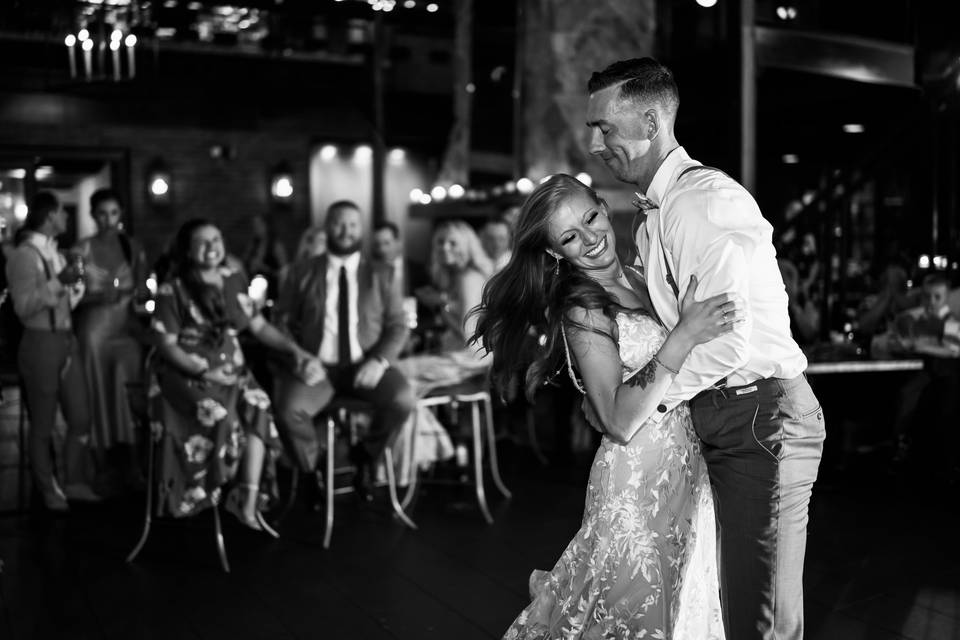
[
  {"left": 317, "top": 396, "right": 417, "bottom": 549},
  {"left": 402, "top": 380, "right": 511, "bottom": 524}
]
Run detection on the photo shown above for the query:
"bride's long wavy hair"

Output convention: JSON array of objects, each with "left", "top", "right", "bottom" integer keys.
[{"left": 469, "top": 174, "right": 627, "bottom": 401}]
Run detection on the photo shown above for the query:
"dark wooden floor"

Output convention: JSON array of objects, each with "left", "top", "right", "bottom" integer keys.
[{"left": 1, "top": 437, "right": 958, "bottom": 639}]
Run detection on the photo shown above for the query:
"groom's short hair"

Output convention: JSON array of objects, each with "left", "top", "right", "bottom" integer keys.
[{"left": 588, "top": 58, "right": 679, "bottom": 119}]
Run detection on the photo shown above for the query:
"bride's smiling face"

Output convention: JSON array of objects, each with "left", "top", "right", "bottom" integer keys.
[{"left": 545, "top": 190, "right": 618, "bottom": 273}]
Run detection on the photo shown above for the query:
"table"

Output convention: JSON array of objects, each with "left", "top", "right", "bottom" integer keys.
[{"left": 805, "top": 359, "right": 924, "bottom": 375}]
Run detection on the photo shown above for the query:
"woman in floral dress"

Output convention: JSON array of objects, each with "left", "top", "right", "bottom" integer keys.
[
  {"left": 151, "top": 218, "right": 317, "bottom": 533},
  {"left": 473, "top": 175, "right": 742, "bottom": 639}
]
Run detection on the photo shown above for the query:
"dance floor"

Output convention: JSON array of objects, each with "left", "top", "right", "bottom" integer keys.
[{"left": 0, "top": 441, "right": 958, "bottom": 640}]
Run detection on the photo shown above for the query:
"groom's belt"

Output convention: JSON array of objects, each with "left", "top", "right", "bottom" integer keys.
[
  {"left": 702, "top": 375, "right": 771, "bottom": 398},
  {"left": 698, "top": 374, "right": 802, "bottom": 402}
]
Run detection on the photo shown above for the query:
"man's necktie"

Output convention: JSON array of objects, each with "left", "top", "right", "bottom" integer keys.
[{"left": 338, "top": 266, "right": 351, "bottom": 367}]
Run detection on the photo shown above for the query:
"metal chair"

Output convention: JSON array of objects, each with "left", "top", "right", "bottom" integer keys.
[
  {"left": 402, "top": 380, "right": 511, "bottom": 524},
  {"left": 124, "top": 359, "right": 235, "bottom": 573},
  {"left": 315, "top": 396, "right": 417, "bottom": 549}
]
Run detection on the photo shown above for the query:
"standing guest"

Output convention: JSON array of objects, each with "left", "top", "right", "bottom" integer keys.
[
  {"left": 5, "top": 191, "right": 99, "bottom": 510},
  {"left": 479, "top": 217, "right": 513, "bottom": 274},
  {"left": 74, "top": 188, "right": 147, "bottom": 488},
  {"left": 273, "top": 201, "right": 414, "bottom": 499},
  {"left": 150, "top": 219, "right": 316, "bottom": 531},
  {"left": 371, "top": 221, "right": 429, "bottom": 298},
  {"left": 418, "top": 221, "right": 493, "bottom": 352},
  {"left": 241, "top": 213, "right": 288, "bottom": 300}
]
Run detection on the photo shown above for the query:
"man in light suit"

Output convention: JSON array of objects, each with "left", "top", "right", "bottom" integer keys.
[
  {"left": 273, "top": 201, "right": 414, "bottom": 496},
  {"left": 585, "top": 58, "right": 826, "bottom": 640}
]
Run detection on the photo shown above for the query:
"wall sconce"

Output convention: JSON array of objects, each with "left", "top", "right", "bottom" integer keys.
[
  {"left": 269, "top": 163, "right": 294, "bottom": 204},
  {"left": 146, "top": 159, "right": 171, "bottom": 206}
]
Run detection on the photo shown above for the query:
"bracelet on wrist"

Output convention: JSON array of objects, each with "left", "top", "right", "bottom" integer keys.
[{"left": 652, "top": 354, "right": 680, "bottom": 376}]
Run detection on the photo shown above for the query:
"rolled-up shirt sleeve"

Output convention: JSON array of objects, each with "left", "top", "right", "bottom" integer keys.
[{"left": 659, "top": 188, "right": 760, "bottom": 408}]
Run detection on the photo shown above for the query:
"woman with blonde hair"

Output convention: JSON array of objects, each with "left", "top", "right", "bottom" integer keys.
[{"left": 420, "top": 220, "right": 492, "bottom": 352}]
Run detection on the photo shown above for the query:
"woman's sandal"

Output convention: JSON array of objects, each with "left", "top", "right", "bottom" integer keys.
[{"left": 226, "top": 483, "right": 278, "bottom": 538}]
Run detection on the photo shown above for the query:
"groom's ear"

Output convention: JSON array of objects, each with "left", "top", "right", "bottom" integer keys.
[{"left": 645, "top": 108, "right": 661, "bottom": 141}]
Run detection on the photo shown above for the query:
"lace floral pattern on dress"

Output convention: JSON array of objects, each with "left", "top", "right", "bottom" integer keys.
[{"left": 503, "top": 312, "right": 724, "bottom": 640}]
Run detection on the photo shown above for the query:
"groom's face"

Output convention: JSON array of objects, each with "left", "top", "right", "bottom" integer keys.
[{"left": 586, "top": 85, "right": 654, "bottom": 185}]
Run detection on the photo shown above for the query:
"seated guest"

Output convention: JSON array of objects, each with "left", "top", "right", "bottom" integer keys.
[
  {"left": 73, "top": 188, "right": 147, "bottom": 488},
  {"left": 5, "top": 191, "right": 99, "bottom": 510},
  {"left": 278, "top": 225, "right": 326, "bottom": 289},
  {"left": 151, "top": 219, "right": 316, "bottom": 530},
  {"left": 878, "top": 273, "right": 960, "bottom": 465},
  {"left": 858, "top": 262, "right": 913, "bottom": 338},
  {"left": 372, "top": 221, "right": 429, "bottom": 344},
  {"left": 479, "top": 217, "right": 513, "bottom": 275},
  {"left": 273, "top": 201, "right": 414, "bottom": 498},
  {"left": 778, "top": 257, "right": 820, "bottom": 346},
  {"left": 371, "top": 221, "right": 429, "bottom": 297},
  {"left": 241, "top": 213, "right": 288, "bottom": 301},
  {"left": 417, "top": 221, "right": 492, "bottom": 352}
]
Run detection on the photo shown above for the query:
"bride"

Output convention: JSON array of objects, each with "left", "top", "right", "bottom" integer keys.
[{"left": 472, "top": 174, "right": 739, "bottom": 639}]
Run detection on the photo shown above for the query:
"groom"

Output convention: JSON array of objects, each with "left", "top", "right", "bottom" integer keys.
[{"left": 584, "top": 57, "right": 825, "bottom": 640}]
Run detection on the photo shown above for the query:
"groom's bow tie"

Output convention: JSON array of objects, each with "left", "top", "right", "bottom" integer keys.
[{"left": 632, "top": 192, "right": 659, "bottom": 212}]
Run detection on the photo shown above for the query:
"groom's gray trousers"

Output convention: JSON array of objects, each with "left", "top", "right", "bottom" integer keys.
[{"left": 690, "top": 373, "right": 825, "bottom": 640}]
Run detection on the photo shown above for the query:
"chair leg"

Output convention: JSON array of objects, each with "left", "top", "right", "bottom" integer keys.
[
  {"left": 525, "top": 404, "right": 549, "bottom": 467},
  {"left": 323, "top": 416, "right": 335, "bottom": 550},
  {"left": 401, "top": 406, "right": 420, "bottom": 510},
  {"left": 212, "top": 497, "right": 231, "bottom": 573},
  {"left": 126, "top": 428, "right": 155, "bottom": 564},
  {"left": 383, "top": 447, "right": 417, "bottom": 530},
  {"left": 17, "top": 383, "right": 28, "bottom": 512},
  {"left": 275, "top": 464, "right": 300, "bottom": 523},
  {"left": 483, "top": 395, "right": 512, "bottom": 499},
  {"left": 470, "top": 401, "right": 494, "bottom": 525}
]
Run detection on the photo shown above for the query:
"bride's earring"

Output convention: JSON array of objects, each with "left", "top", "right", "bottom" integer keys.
[{"left": 553, "top": 254, "right": 561, "bottom": 275}]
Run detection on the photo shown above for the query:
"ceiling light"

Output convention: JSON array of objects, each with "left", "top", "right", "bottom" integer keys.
[
  {"left": 696, "top": 0, "right": 718, "bottom": 7},
  {"left": 842, "top": 123, "right": 865, "bottom": 133},
  {"left": 516, "top": 178, "right": 534, "bottom": 194},
  {"left": 319, "top": 144, "right": 337, "bottom": 161},
  {"left": 353, "top": 145, "right": 372, "bottom": 164},
  {"left": 782, "top": 154, "right": 799, "bottom": 164}
]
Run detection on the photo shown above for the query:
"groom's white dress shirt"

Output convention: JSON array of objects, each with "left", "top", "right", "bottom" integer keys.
[{"left": 634, "top": 147, "right": 807, "bottom": 419}]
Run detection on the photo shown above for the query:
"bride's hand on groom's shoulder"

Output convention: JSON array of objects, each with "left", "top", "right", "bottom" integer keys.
[{"left": 677, "top": 275, "right": 746, "bottom": 346}]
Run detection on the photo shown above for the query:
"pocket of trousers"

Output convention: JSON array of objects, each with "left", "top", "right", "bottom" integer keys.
[{"left": 751, "top": 394, "right": 784, "bottom": 461}]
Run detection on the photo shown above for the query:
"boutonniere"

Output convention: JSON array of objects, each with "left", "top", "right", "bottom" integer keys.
[{"left": 631, "top": 192, "right": 659, "bottom": 212}]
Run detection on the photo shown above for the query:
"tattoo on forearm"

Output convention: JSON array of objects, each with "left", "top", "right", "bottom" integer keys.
[{"left": 626, "top": 360, "right": 658, "bottom": 388}]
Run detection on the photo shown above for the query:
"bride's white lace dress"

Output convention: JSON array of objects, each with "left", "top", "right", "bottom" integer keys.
[{"left": 503, "top": 312, "right": 724, "bottom": 640}]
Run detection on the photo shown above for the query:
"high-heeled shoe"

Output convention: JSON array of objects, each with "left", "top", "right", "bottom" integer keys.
[
  {"left": 40, "top": 478, "right": 69, "bottom": 512},
  {"left": 225, "top": 483, "right": 279, "bottom": 538},
  {"left": 225, "top": 484, "right": 263, "bottom": 532}
]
